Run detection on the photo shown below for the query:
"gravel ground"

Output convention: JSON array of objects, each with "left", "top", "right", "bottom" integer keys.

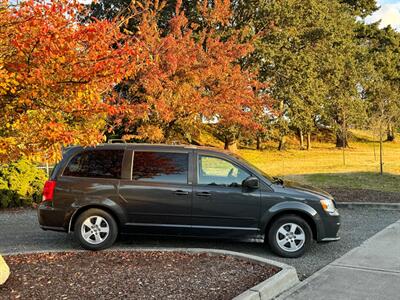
[
  {"left": 326, "top": 188, "right": 400, "bottom": 203},
  {"left": 0, "top": 251, "right": 278, "bottom": 300},
  {"left": 0, "top": 207, "right": 399, "bottom": 280}
]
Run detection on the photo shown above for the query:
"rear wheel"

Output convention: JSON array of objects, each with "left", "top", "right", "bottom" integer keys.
[
  {"left": 74, "top": 208, "right": 118, "bottom": 250},
  {"left": 267, "top": 215, "right": 312, "bottom": 258}
]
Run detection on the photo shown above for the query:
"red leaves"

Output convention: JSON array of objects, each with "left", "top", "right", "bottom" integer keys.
[
  {"left": 0, "top": 0, "right": 136, "bottom": 160},
  {"left": 109, "top": 0, "right": 270, "bottom": 142},
  {"left": 0, "top": 0, "right": 271, "bottom": 159}
]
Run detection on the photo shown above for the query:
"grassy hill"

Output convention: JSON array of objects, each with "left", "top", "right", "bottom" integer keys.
[{"left": 236, "top": 130, "right": 400, "bottom": 193}]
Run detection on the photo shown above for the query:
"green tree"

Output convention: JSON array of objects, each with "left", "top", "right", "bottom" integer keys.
[
  {"left": 370, "top": 26, "right": 400, "bottom": 142},
  {"left": 339, "top": 0, "right": 378, "bottom": 17},
  {"left": 321, "top": 27, "right": 367, "bottom": 148},
  {"left": 236, "top": 0, "right": 366, "bottom": 149},
  {"left": 359, "top": 24, "right": 400, "bottom": 173}
]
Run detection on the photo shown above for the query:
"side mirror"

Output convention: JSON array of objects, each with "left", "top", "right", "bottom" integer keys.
[{"left": 243, "top": 176, "right": 259, "bottom": 189}]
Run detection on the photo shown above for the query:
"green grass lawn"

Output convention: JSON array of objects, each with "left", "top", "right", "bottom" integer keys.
[
  {"left": 289, "top": 173, "right": 400, "bottom": 193},
  {"left": 237, "top": 130, "right": 400, "bottom": 193}
]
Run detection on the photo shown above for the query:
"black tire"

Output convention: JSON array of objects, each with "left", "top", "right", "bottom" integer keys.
[
  {"left": 74, "top": 208, "right": 118, "bottom": 251},
  {"left": 267, "top": 215, "right": 312, "bottom": 258}
]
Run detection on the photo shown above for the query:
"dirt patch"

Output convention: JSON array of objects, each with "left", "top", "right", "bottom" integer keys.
[
  {"left": 326, "top": 188, "right": 400, "bottom": 203},
  {"left": 0, "top": 251, "right": 279, "bottom": 300}
]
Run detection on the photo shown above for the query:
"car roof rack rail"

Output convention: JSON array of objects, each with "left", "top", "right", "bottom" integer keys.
[{"left": 107, "top": 139, "right": 126, "bottom": 144}]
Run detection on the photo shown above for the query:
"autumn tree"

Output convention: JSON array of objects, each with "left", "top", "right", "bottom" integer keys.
[
  {"left": 107, "top": 0, "right": 269, "bottom": 149},
  {"left": 0, "top": 0, "right": 135, "bottom": 161}
]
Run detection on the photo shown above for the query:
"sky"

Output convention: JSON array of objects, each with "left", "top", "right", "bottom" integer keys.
[
  {"left": 366, "top": 0, "right": 400, "bottom": 30},
  {"left": 7, "top": 0, "right": 400, "bottom": 31}
]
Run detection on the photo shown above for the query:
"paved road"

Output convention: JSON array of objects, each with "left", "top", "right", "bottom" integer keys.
[{"left": 0, "top": 207, "right": 399, "bottom": 279}]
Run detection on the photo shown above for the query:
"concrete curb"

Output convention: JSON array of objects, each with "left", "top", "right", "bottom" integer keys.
[
  {"left": 233, "top": 264, "right": 299, "bottom": 300},
  {"left": 2, "top": 247, "right": 299, "bottom": 300},
  {"left": 0, "top": 255, "right": 10, "bottom": 285},
  {"left": 336, "top": 202, "right": 400, "bottom": 210}
]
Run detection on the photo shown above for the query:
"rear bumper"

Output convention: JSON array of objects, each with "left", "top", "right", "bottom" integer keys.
[{"left": 37, "top": 203, "right": 69, "bottom": 232}]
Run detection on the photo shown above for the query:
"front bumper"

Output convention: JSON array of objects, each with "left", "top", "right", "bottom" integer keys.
[{"left": 317, "top": 213, "right": 341, "bottom": 242}]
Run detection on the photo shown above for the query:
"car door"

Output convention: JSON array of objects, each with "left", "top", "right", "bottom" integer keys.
[
  {"left": 118, "top": 149, "right": 193, "bottom": 232},
  {"left": 191, "top": 151, "right": 261, "bottom": 235}
]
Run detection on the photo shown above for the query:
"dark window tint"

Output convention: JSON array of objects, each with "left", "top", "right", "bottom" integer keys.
[
  {"left": 63, "top": 150, "right": 124, "bottom": 179},
  {"left": 198, "top": 155, "right": 250, "bottom": 187},
  {"left": 132, "top": 152, "right": 188, "bottom": 184}
]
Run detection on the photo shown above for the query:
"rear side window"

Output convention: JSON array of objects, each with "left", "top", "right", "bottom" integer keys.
[
  {"left": 132, "top": 152, "right": 188, "bottom": 184},
  {"left": 63, "top": 150, "right": 124, "bottom": 179}
]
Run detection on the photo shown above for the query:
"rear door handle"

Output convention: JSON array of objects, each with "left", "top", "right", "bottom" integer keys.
[
  {"left": 196, "top": 192, "right": 211, "bottom": 197},
  {"left": 175, "top": 190, "right": 189, "bottom": 196}
]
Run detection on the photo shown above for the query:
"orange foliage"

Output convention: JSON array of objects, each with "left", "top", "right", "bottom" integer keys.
[
  {"left": 0, "top": 0, "right": 271, "bottom": 160},
  {"left": 0, "top": 0, "right": 135, "bottom": 161},
  {"left": 108, "top": 0, "right": 270, "bottom": 142}
]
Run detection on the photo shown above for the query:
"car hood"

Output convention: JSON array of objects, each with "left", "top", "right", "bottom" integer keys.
[{"left": 282, "top": 180, "right": 333, "bottom": 199}]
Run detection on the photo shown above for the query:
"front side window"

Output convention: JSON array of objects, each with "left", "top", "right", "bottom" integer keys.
[
  {"left": 198, "top": 155, "right": 250, "bottom": 187},
  {"left": 63, "top": 150, "right": 124, "bottom": 179},
  {"left": 132, "top": 152, "right": 188, "bottom": 184}
]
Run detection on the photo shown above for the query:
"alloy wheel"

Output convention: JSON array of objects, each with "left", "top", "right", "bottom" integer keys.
[
  {"left": 80, "top": 215, "right": 110, "bottom": 245},
  {"left": 275, "top": 222, "right": 305, "bottom": 252}
]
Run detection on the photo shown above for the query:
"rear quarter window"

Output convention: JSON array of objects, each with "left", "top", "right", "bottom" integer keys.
[{"left": 63, "top": 149, "right": 124, "bottom": 179}]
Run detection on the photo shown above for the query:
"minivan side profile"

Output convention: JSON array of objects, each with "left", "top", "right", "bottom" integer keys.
[{"left": 38, "top": 144, "right": 340, "bottom": 258}]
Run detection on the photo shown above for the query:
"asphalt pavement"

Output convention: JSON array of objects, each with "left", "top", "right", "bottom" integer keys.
[{"left": 0, "top": 207, "right": 399, "bottom": 279}]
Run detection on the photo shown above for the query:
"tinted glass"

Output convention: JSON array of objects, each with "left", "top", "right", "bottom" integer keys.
[
  {"left": 132, "top": 152, "right": 188, "bottom": 184},
  {"left": 198, "top": 155, "right": 250, "bottom": 187},
  {"left": 63, "top": 150, "right": 124, "bottom": 179}
]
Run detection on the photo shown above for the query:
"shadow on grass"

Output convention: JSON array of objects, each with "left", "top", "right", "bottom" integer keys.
[
  {"left": 286, "top": 172, "right": 400, "bottom": 194},
  {"left": 286, "top": 172, "right": 400, "bottom": 203}
]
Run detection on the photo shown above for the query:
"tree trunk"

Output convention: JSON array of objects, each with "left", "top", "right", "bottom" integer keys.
[
  {"left": 336, "top": 119, "right": 349, "bottom": 148},
  {"left": 278, "top": 135, "right": 286, "bottom": 151},
  {"left": 336, "top": 133, "right": 349, "bottom": 148},
  {"left": 298, "top": 129, "right": 305, "bottom": 150},
  {"left": 306, "top": 132, "right": 312, "bottom": 150},
  {"left": 224, "top": 138, "right": 237, "bottom": 151},
  {"left": 256, "top": 135, "right": 261, "bottom": 150},
  {"left": 224, "top": 138, "right": 229, "bottom": 150},
  {"left": 335, "top": 113, "right": 349, "bottom": 148},
  {"left": 387, "top": 123, "right": 395, "bottom": 141}
]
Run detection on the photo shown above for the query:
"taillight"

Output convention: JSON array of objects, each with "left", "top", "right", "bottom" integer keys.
[{"left": 42, "top": 180, "right": 56, "bottom": 202}]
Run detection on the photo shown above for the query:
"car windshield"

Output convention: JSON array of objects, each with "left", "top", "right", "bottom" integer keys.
[{"left": 230, "top": 153, "right": 276, "bottom": 183}]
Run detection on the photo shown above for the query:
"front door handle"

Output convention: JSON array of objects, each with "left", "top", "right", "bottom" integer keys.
[
  {"left": 175, "top": 190, "right": 189, "bottom": 196},
  {"left": 196, "top": 192, "right": 211, "bottom": 197}
]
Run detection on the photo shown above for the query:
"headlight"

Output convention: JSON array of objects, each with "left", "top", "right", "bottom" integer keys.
[{"left": 320, "top": 199, "right": 336, "bottom": 214}]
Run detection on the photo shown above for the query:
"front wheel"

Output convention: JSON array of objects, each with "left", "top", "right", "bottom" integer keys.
[
  {"left": 74, "top": 208, "right": 118, "bottom": 251},
  {"left": 267, "top": 215, "right": 312, "bottom": 258}
]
